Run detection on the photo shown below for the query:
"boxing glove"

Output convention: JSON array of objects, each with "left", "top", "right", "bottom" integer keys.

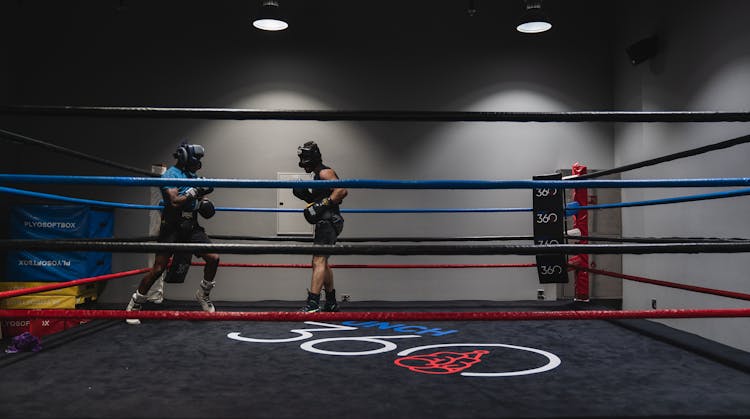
[
  {"left": 198, "top": 199, "right": 216, "bottom": 219},
  {"left": 303, "top": 198, "right": 334, "bottom": 224},
  {"left": 292, "top": 188, "right": 314, "bottom": 203}
]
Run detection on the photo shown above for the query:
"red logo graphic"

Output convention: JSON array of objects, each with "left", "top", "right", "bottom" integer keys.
[{"left": 394, "top": 349, "right": 490, "bottom": 375}]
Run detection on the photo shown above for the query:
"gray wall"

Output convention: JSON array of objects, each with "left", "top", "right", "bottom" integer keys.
[{"left": 613, "top": 0, "right": 750, "bottom": 351}]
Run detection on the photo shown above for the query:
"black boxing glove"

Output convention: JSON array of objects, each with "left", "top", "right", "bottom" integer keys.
[
  {"left": 292, "top": 188, "right": 314, "bottom": 203},
  {"left": 197, "top": 199, "right": 216, "bottom": 219},
  {"left": 183, "top": 188, "right": 213, "bottom": 202},
  {"left": 197, "top": 177, "right": 214, "bottom": 196},
  {"left": 303, "top": 198, "right": 334, "bottom": 224}
]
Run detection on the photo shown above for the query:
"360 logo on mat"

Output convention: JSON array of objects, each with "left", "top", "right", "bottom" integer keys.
[{"left": 227, "top": 321, "right": 561, "bottom": 378}]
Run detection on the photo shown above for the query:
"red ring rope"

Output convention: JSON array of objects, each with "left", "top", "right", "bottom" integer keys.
[
  {"left": 204, "top": 262, "right": 537, "bottom": 269},
  {"left": 574, "top": 265, "right": 750, "bottom": 301},
  {"left": 0, "top": 267, "right": 150, "bottom": 300},
  {"left": 0, "top": 263, "right": 536, "bottom": 300},
  {"left": 1, "top": 308, "right": 748, "bottom": 321}
]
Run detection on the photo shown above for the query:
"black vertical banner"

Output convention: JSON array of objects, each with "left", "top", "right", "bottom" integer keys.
[{"left": 532, "top": 173, "right": 568, "bottom": 283}]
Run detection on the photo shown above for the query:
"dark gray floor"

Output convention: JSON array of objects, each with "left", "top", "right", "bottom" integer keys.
[{"left": 1, "top": 301, "right": 749, "bottom": 419}]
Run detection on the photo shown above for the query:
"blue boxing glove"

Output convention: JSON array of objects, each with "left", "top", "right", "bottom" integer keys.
[{"left": 304, "top": 198, "right": 334, "bottom": 224}]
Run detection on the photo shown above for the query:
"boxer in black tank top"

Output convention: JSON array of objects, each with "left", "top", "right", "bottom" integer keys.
[{"left": 293, "top": 141, "right": 348, "bottom": 312}]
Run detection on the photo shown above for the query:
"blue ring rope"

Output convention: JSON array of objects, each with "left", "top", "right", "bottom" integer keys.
[
  {"left": 0, "top": 186, "right": 531, "bottom": 213},
  {"left": 574, "top": 187, "right": 750, "bottom": 210},
  {"left": 220, "top": 207, "right": 532, "bottom": 213},
  {"left": 343, "top": 208, "right": 531, "bottom": 213},
  {"left": 0, "top": 186, "right": 159, "bottom": 210},
  {"left": 2, "top": 185, "right": 748, "bottom": 214},
  {"left": 2, "top": 174, "right": 750, "bottom": 189}
]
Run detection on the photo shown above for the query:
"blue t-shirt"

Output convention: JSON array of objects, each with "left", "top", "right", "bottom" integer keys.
[{"left": 160, "top": 166, "right": 199, "bottom": 211}]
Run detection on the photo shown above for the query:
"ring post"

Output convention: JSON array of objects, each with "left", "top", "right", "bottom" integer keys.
[
  {"left": 567, "top": 163, "right": 590, "bottom": 300},
  {"left": 532, "top": 173, "right": 568, "bottom": 283}
]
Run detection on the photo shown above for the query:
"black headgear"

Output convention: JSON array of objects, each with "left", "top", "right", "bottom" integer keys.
[
  {"left": 297, "top": 141, "right": 322, "bottom": 170},
  {"left": 174, "top": 142, "right": 205, "bottom": 171}
]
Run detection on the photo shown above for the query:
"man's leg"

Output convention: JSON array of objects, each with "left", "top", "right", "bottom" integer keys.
[
  {"left": 195, "top": 252, "right": 220, "bottom": 313},
  {"left": 322, "top": 218, "right": 343, "bottom": 312},
  {"left": 322, "top": 263, "right": 333, "bottom": 292},
  {"left": 301, "top": 255, "right": 327, "bottom": 313},
  {"left": 302, "top": 219, "right": 342, "bottom": 313},
  {"left": 126, "top": 253, "right": 169, "bottom": 324},
  {"left": 322, "top": 263, "right": 339, "bottom": 312},
  {"left": 191, "top": 226, "right": 219, "bottom": 313},
  {"left": 137, "top": 254, "right": 170, "bottom": 295},
  {"left": 311, "top": 255, "right": 328, "bottom": 294}
]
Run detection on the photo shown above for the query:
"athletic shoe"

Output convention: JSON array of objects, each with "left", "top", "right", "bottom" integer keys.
[
  {"left": 322, "top": 300, "right": 339, "bottom": 312},
  {"left": 147, "top": 289, "right": 163, "bottom": 304},
  {"left": 322, "top": 289, "right": 339, "bottom": 312},
  {"left": 299, "top": 291, "right": 321, "bottom": 313},
  {"left": 125, "top": 293, "right": 144, "bottom": 325},
  {"left": 195, "top": 289, "right": 216, "bottom": 313}
]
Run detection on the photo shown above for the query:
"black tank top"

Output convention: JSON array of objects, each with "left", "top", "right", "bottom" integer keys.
[{"left": 312, "top": 164, "right": 341, "bottom": 214}]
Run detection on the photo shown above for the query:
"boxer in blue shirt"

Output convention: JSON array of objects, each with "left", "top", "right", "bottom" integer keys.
[{"left": 125, "top": 142, "right": 219, "bottom": 324}]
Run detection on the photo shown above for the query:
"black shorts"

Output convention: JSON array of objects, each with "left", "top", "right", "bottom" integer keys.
[
  {"left": 313, "top": 214, "right": 344, "bottom": 246},
  {"left": 157, "top": 219, "right": 211, "bottom": 257}
]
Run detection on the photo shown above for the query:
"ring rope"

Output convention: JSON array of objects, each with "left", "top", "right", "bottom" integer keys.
[
  {"left": 6, "top": 260, "right": 743, "bottom": 305},
  {"left": 1, "top": 308, "right": 749, "bottom": 321},
  {"left": 571, "top": 265, "right": 750, "bottom": 302},
  {"left": 216, "top": 234, "right": 750, "bottom": 244},
  {"left": 210, "top": 234, "right": 534, "bottom": 242},
  {"left": 196, "top": 262, "right": 537, "bottom": 269},
  {"left": 68, "top": 235, "right": 535, "bottom": 243},
  {"left": 4, "top": 122, "right": 745, "bottom": 193},
  {"left": 0, "top": 185, "right": 534, "bottom": 213},
  {"left": 0, "top": 267, "right": 150, "bottom": 300},
  {"left": 3, "top": 105, "right": 750, "bottom": 122},
  {"left": 571, "top": 235, "right": 750, "bottom": 244},
  {"left": 2, "top": 240, "right": 750, "bottom": 255},
  {"left": 4, "top": 126, "right": 746, "bottom": 184},
  {"left": 0, "top": 185, "right": 159, "bottom": 210},
  {"left": 0, "top": 128, "right": 158, "bottom": 177},
  {"left": 570, "top": 133, "right": 750, "bottom": 180},
  {"left": 3, "top": 174, "right": 750, "bottom": 189},
  {"left": 219, "top": 206, "right": 531, "bottom": 213},
  {"left": 50, "top": 235, "right": 746, "bottom": 246},
  {"left": 5, "top": 183, "right": 750, "bottom": 214},
  {"left": 7, "top": 262, "right": 742, "bottom": 302},
  {"left": 0, "top": 262, "right": 529, "bottom": 300},
  {"left": 572, "top": 187, "right": 750, "bottom": 211}
]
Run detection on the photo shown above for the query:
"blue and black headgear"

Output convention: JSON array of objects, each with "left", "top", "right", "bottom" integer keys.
[
  {"left": 297, "top": 141, "right": 322, "bottom": 170},
  {"left": 174, "top": 142, "right": 205, "bottom": 171}
]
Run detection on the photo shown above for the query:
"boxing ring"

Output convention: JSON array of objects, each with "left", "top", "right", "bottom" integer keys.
[{"left": 0, "top": 106, "right": 749, "bottom": 418}]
